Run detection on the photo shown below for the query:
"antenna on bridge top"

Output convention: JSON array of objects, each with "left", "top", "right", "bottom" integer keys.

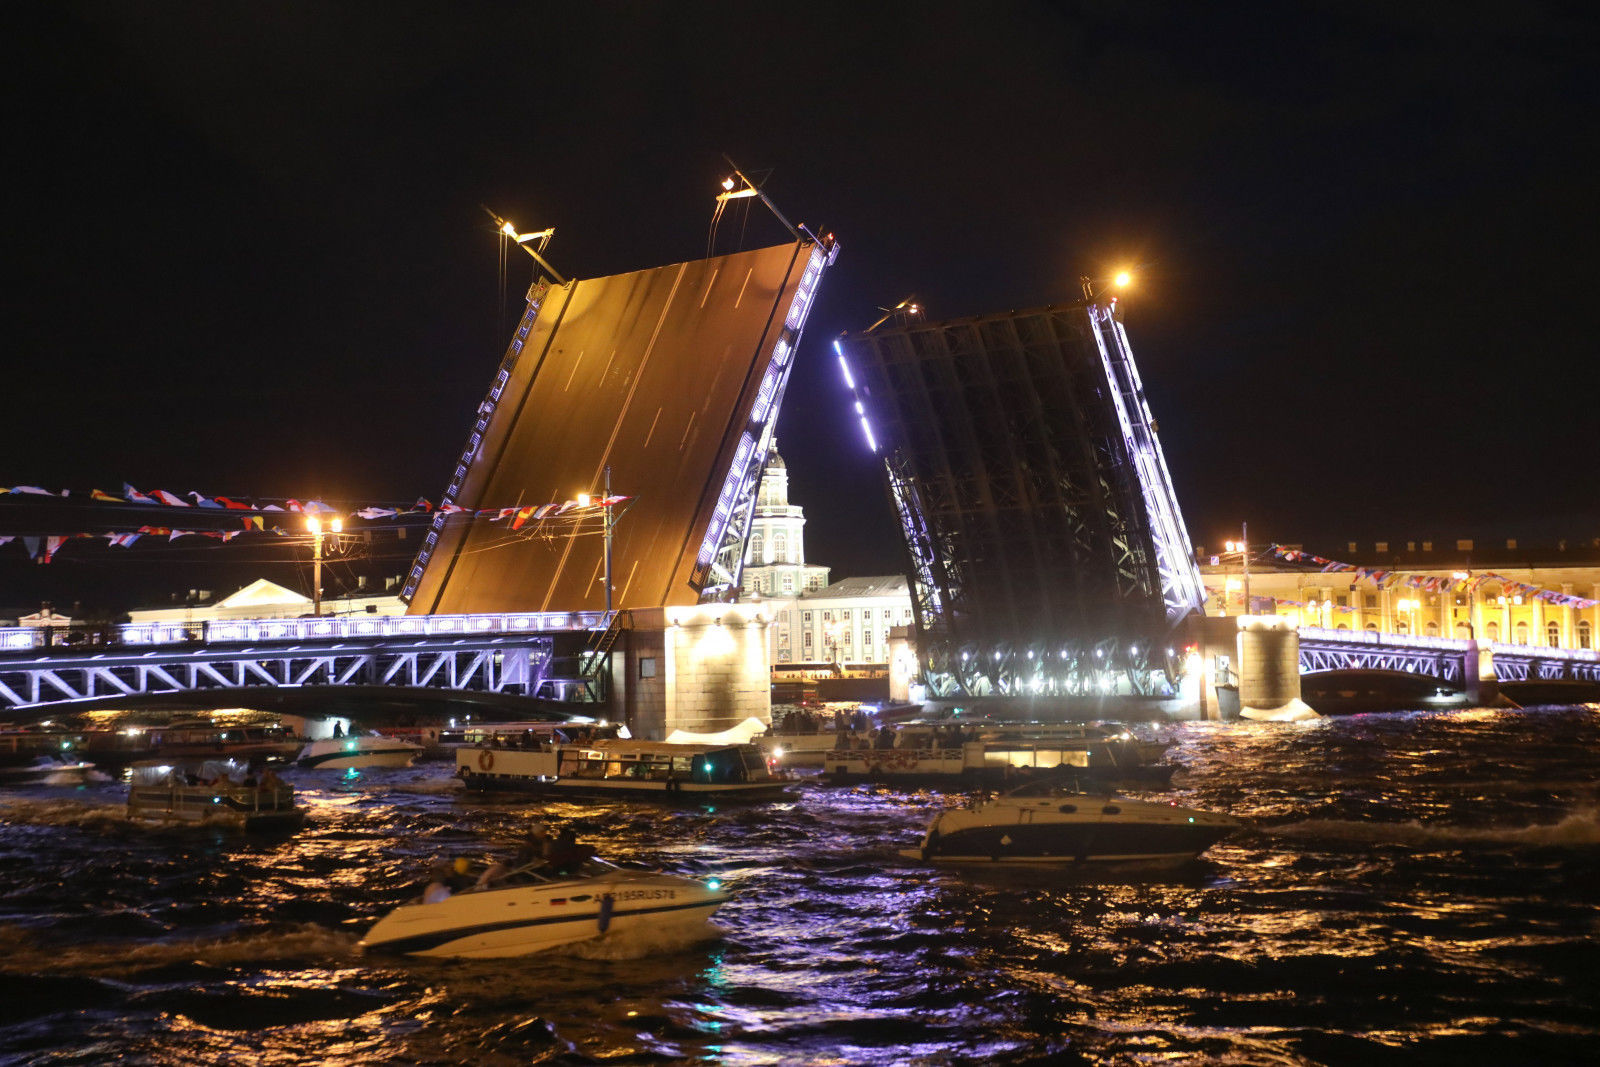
[
  {"left": 481, "top": 205, "right": 566, "bottom": 285},
  {"left": 715, "top": 154, "right": 800, "bottom": 242}
]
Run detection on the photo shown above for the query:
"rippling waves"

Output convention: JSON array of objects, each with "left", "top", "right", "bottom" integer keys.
[{"left": 2, "top": 705, "right": 1597, "bottom": 1065}]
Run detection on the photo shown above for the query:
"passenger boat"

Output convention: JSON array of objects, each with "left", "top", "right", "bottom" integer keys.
[
  {"left": 86, "top": 719, "right": 302, "bottom": 766},
  {"left": 360, "top": 855, "right": 729, "bottom": 958},
  {"left": 125, "top": 760, "right": 303, "bottom": 830},
  {"left": 296, "top": 733, "right": 423, "bottom": 770},
  {"left": 455, "top": 739, "right": 794, "bottom": 800},
  {"left": 901, "top": 778, "right": 1241, "bottom": 865},
  {"left": 824, "top": 724, "right": 1173, "bottom": 789}
]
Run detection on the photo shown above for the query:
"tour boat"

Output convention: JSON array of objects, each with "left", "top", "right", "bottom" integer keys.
[
  {"left": 824, "top": 724, "right": 1174, "bottom": 789},
  {"left": 901, "top": 778, "right": 1241, "bottom": 866},
  {"left": 296, "top": 733, "right": 423, "bottom": 770},
  {"left": 455, "top": 739, "right": 794, "bottom": 800},
  {"left": 360, "top": 856, "right": 729, "bottom": 958},
  {"left": 125, "top": 760, "right": 303, "bottom": 830},
  {"left": 117, "top": 719, "right": 303, "bottom": 764}
]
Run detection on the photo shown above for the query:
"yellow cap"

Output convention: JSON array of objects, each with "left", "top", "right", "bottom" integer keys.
[{"left": 453, "top": 857, "right": 472, "bottom": 876}]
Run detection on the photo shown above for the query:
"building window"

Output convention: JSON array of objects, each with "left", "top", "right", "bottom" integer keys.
[
  {"left": 1425, "top": 621, "right": 1439, "bottom": 637},
  {"left": 842, "top": 609, "right": 851, "bottom": 621},
  {"left": 782, "top": 575, "right": 794, "bottom": 593},
  {"left": 803, "top": 633, "right": 812, "bottom": 650},
  {"left": 1364, "top": 594, "right": 1378, "bottom": 609},
  {"left": 1365, "top": 622, "right": 1378, "bottom": 631},
  {"left": 1515, "top": 621, "right": 1529, "bottom": 645},
  {"left": 803, "top": 611, "right": 812, "bottom": 624},
  {"left": 749, "top": 534, "right": 763, "bottom": 562},
  {"left": 1397, "top": 621, "right": 1409, "bottom": 635},
  {"left": 1579, "top": 620, "right": 1592, "bottom": 649},
  {"left": 823, "top": 611, "right": 833, "bottom": 623},
  {"left": 1454, "top": 622, "right": 1471, "bottom": 639},
  {"left": 639, "top": 657, "right": 657, "bottom": 679},
  {"left": 1485, "top": 620, "right": 1499, "bottom": 642},
  {"left": 774, "top": 534, "right": 787, "bottom": 562},
  {"left": 1547, "top": 620, "right": 1561, "bottom": 647}
]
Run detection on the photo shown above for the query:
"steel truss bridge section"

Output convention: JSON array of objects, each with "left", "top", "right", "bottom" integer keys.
[
  {"left": 1297, "top": 627, "right": 1600, "bottom": 685},
  {"left": 0, "top": 611, "right": 610, "bottom": 711},
  {"left": 837, "top": 301, "right": 1204, "bottom": 698},
  {"left": 1298, "top": 627, "right": 1470, "bottom": 684}
]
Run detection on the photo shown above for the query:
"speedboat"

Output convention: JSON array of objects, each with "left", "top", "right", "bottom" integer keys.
[
  {"left": 901, "top": 778, "right": 1241, "bottom": 866},
  {"left": 297, "top": 732, "right": 423, "bottom": 770},
  {"left": 0, "top": 754, "right": 99, "bottom": 786},
  {"left": 360, "top": 856, "right": 730, "bottom": 958}
]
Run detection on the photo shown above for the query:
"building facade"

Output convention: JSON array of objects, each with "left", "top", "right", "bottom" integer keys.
[
  {"left": 1200, "top": 537, "right": 1600, "bottom": 651},
  {"left": 738, "top": 443, "right": 914, "bottom": 666}
]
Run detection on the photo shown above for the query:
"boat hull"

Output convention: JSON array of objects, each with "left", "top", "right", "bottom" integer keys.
[
  {"left": 456, "top": 771, "right": 792, "bottom": 802},
  {"left": 911, "top": 794, "right": 1239, "bottom": 865},
  {"left": 361, "top": 873, "right": 728, "bottom": 958},
  {"left": 297, "top": 738, "right": 421, "bottom": 770}
]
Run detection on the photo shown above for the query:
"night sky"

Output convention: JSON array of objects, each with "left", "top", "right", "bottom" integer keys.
[{"left": 5, "top": 2, "right": 1595, "bottom": 603}]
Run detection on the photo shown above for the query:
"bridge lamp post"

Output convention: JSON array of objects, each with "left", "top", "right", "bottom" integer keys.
[
  {"left": 1452, "top": 572, "right": 1475, "bottom": 639},
  {"left": 1226, "top": 523, "right": 1250, "bottom": 615},
  {"left": 306, "top": 515, "right": 342, "bottom": 618}
]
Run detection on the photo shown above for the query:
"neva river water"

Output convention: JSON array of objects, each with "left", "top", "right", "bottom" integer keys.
[{"left": 2, "top": 705, "right": 1597, "bottom": 1065}]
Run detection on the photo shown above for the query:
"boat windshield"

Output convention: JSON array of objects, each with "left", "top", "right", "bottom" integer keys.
[{"left": 1003, "top": 776, "right": 1095, "bottom": 799}]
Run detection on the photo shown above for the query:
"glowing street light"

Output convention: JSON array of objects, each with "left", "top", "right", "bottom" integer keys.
[{"left": 306, "top": 515, "right": 343, "bottom": 617}]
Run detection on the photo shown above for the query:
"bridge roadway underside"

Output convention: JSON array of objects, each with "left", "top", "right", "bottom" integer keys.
[{"left": 0, "top": 633, "right": 554, "bottom": 712}]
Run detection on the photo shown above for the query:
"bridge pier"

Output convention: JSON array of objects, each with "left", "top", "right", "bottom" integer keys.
[{"left": 1193, "top": 615, "right": 1314, "bottom": 721}]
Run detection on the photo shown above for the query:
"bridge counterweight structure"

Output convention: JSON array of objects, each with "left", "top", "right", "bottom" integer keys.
[{"left": 839, "top": 300, "right": 1205, "bottom": 698}]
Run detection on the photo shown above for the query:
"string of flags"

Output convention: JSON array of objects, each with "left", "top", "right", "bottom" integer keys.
[
  {"left": 0, "top": 484, "right": 629, "bottom": 564},
  {"left": 1269, "top": 545, "right": 1598, "bottom": 610}
]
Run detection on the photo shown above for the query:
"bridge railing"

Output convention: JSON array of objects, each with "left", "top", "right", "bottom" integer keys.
[
  {"left": 0, "top": 611, "right": 611, "bottom": 652},
  {"left": 1487, "top": 641, "right": 1600, "bottom": 665},
  {"left": 1298, "top": 626, "right": 1472, "bottom": 651}
]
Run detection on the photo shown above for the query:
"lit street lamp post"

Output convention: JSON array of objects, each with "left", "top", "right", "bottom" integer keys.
[
  {"left": 306, "top": 515, "right": 342, "bottom": 617},
  {"left": 1224, "top": 523, "right": 1251, "bottom": 615}
]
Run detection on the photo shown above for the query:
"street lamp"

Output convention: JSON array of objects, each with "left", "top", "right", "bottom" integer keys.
[
  {"left": 1225, "top": 523, "right": 1250, "bottom": 616},
  {"left": 1080, "top": 269, "right": 1135, "bottom": 301},
  {"left": 306, "top": 515, "right": 343, "bottom": 617}
]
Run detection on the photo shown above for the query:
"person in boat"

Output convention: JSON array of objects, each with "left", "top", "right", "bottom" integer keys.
[
  {"left": 545, "top": 827, "right": 593, "bottom": 876},
  {"left": 333, "top": 721, "right": 344, "bottom": 738},
  {"left": 423, "top": 860, "right": 455, "bottom": 904},
  {"left": 258, "top": 768, "right": 282, "bottom": 792}
]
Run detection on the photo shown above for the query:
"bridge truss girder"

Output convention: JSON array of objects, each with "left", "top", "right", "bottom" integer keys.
[
  {"left": 0, "top": 635, "right": 554, "bottom": 710},
  {"left": 840, "top": 302, "right": 1202, "bottom": 697}
]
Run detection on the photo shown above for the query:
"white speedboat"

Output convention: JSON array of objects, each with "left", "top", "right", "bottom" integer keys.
[
  {"left": 296, "top": 733, "right": 423, "bottom": 770},
  {"left": 360, "top": 857, "right": 729, "bottom": 958},
  {"left": 0, "top": 754, "right": 99, "bottom": 786},
  {"left": 901, "top": 778, "right": 1241, "bottom": 866}
]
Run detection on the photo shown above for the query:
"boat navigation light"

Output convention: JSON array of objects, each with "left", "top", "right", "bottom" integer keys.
[{"left": 705, "top": 877, "right": 723, "bottom": 891}]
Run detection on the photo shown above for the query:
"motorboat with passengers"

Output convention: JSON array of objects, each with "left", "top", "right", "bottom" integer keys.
[
  {"left": 360, "top": 851, "right": 730, "bottom": 958},
  {"left": 125, "top": 759, "right": 304, "bottom": 830},
  {"left": 456, "top": 738, "right": 794, "bottom": 801},
  {"left": 901, "top": 777, "right": 1241, "bottom": 866}
]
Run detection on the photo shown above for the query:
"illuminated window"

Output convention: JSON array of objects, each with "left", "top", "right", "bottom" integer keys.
[
  {"left": 749, "top": 534, "right": 763, "bottom": 562},
  {"left": 1485, "top": 620, "right": 1499, "bottom": 642},
  {"left": 782, "top": 575, "right": 794, "bottom": 593},
  {"left": 1579, "top": 620, "right": 1592, "bottom": 649},
  {"left": 1365, "top": 622, "right": 1379, "bottom": 631},
  {"left": 1547, "top": 620, "right": 1561, "bottom": 647},
  {"left": 1515, "top": 621, "right": 1529, "bottom": 645},
  {"left": 1425, "top": 621, "right": 1439, "bottom": 637},
  {"left": 803, "top": 633, "right": 812, "bottom": 650}
]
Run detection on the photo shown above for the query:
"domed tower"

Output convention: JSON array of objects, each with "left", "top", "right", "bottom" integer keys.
[{"left": 741, "top": 440, "right": 829, "bottom": 598}]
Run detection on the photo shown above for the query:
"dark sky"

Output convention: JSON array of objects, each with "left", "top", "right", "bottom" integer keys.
[{"left": 4, "top": 1, "right": 1595, "bottom": 593}]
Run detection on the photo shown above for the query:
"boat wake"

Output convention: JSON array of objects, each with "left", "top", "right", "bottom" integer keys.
[
  {"left": 1269, "top": 807, "right": 1600, "bottom": 848},
  {"left": 0, "top": 922, "right": 359, "bottom": 979},
  {"left": 0, "top": 796, "right": 126, "bottom": 828},
  {"left": 565, "top": 917, "right": 725, "bottom": 961}
]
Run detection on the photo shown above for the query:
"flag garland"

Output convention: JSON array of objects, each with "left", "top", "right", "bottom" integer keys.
[
  {"left": 0, "top": 483, "right": 631, "bottom": 563},
  {"left": 1269, "top": 545, "right": 1598, "bottom": 610}
]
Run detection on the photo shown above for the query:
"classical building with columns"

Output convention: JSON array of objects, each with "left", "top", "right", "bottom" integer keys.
[
  {"left": 739, "top": 442, "right": 830, "bottom": 599},
  {"left": 1199, "top": 537, "right": 1600, "bottom": 651},
  {"left": 740, "top": 443, "right": 914, "bottom": 665}
]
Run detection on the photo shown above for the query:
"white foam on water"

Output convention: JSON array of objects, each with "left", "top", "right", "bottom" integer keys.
[{"left": 1271, "top": 806, "right": 1600, "bottom": 848}]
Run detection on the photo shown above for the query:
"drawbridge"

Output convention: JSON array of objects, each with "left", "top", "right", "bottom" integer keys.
[{"left": 837, "top": 299, "right": 1206, "bottom": 697}]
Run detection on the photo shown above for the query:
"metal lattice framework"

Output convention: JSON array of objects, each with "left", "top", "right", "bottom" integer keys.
[
  {"left": 838, "top": 301, "right": 1204, "bottom": 698},
  {"left": 0, "top": 611, "right": 608, "bottom": 710},
  {"left": 1298, "top": 626, "right": 1600, "bottom": 685},
  {"left": 695, "top": 241, "right": 836, "bottom": 600}
]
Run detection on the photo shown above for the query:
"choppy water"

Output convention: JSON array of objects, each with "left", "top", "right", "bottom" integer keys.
[{"left": 2, "top": 705, "right": 1598, "bottom": 1065}]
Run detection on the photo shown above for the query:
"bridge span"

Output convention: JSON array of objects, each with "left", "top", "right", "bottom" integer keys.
[{"left": 0, "top": 611, "right": 604, "bottom": 712}]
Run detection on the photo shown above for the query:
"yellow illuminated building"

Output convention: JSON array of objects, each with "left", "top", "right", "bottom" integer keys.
[{"left": 1199, "top": 537, "right": 1600, "bottom": 651}]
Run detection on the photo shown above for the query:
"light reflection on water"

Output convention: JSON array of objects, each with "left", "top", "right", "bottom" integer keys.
[{"left": 0, "top": 704, "right": 1597, "bottom": 1064}]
